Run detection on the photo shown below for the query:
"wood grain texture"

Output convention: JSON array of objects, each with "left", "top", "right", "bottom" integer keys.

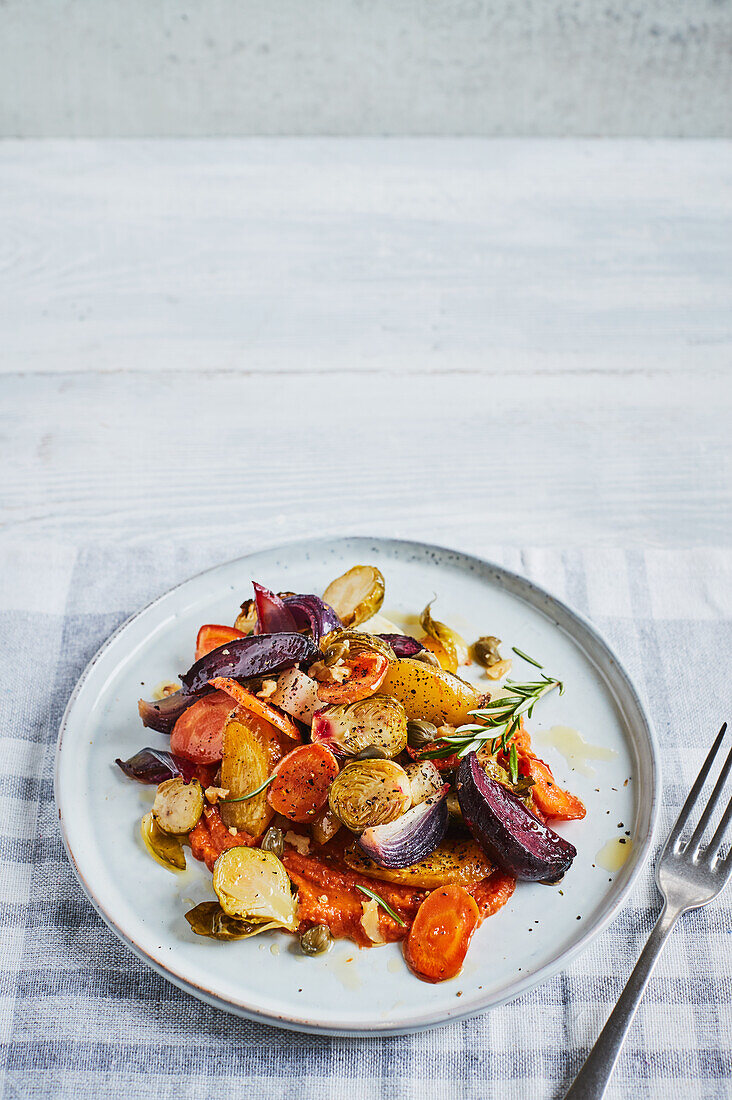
[
  {"left": 0, "top": 140, "right": 730, "bottom": 550},
  {"left": 0, "top": 140, "right": 730, "bottom": 376},
  {"left": 1, "top": 370, "right": 729, "bottom": 547}
]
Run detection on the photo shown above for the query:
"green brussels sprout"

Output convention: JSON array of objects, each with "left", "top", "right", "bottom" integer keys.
[
  {"left": 323, "top": 566, "right": 386, "bottom": 627},
  {"left": 328, "top": 759, "right": 411, "bottom": 832},
  {"left": 185, "top": 901, "right": 259, "bottom": 940},
  {"left": 311, "top": 694, "right": 408, "bottom": 758}
]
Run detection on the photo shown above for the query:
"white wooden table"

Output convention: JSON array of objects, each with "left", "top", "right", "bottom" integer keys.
[{"left": 0, "top": 139, "right": 730, "bottom": 550}]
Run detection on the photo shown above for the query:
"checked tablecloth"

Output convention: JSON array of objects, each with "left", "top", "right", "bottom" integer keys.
[{"left": 1, "top": 541, "right": 730, "bottom": 1100}]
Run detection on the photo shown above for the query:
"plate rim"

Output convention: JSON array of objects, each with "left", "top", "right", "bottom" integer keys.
[{"left": 55, "top": 535, "right": 660, "bottom": 1036}]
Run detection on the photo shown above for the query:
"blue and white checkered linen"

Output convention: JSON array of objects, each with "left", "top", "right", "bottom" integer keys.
[{"left": 1, "top": 542, "right": 730, "bottom": 1100}]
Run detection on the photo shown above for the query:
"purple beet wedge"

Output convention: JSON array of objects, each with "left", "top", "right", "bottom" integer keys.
[{"left": 456, "top": 752, "right": 576, "bottom": 883}]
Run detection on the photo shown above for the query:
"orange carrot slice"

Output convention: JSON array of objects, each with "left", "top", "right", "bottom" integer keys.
[
  {"left": 209, "top": 676, "right": 302, "bottom": 741},
  {"left": 267, "top": 743, "right": 339, "bottom": 822},
  {"left": 404, "top": 885, "right": 480, "bottom": 983},
  {"left": 195, "top": 624, "right": 245, "bottom": 661}
]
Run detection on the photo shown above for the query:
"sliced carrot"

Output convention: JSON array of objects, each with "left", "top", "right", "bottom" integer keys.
[
  {"left": 267, "top": 743, "right": 339, "bottom": 822},
  {"left": 404, "top": 885, "right": 480, "bottom": 983},
  {"left": 169, "top": 690, "right": 238, "bottom": 763},
  {"left": 195, "top": 624, "right": 245, "bottom": 662},
  {"left": 519, "top": 753, "right": 586, "bottom": 821},
  {"left": 209, "top": 676, "right": 302, "bottom": 741},
  {"left": 316, "top": 651, "right": 389, "bottom": 705}
]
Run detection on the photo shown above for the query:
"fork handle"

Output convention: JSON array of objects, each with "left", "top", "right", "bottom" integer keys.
[{"left": 563, "top": 903, "right": 680, "bottom": 1099}]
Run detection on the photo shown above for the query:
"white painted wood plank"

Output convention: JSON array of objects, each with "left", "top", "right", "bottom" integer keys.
[
  {"left": 2, "top": 369, "right": 729, "bottom": 547},
  {"left": 1, "top": 140, "right": 730, "bottom": 376}
]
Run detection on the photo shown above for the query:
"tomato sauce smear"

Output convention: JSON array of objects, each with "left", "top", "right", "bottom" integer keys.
[{"left": 189, "top": 810, "right": 515, "bottom": 949}]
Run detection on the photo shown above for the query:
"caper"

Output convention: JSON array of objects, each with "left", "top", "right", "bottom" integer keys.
[
  {"left": 354, "top": 744, "right": 389, "bottom": 760},
  {"left": 407, "top": 719, "right": 439, "bottom": 749},
  {"left": 472, "top": 635, "right": 503, "bottom": 668},
  {"left": 260, "top": 825, "right": 285, "bottom": 859},
  {"left": 299, "top": 923, "right": 333, "bottom": 956}
]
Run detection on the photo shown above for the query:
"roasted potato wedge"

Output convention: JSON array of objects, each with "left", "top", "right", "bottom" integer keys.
[
  {"left": 380, "top": 658, "right": 479, "bottom": 726},
  {"left": 344, "top": 837, "right": 493, "bottom": 889},
  {"left": 219, "top": 711, "right": 286, "bottom": 838}
]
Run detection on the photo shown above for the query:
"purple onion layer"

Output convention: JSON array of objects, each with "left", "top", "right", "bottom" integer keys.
[{"left": 357, "top": 786, "right": 449, "bottom": 868}]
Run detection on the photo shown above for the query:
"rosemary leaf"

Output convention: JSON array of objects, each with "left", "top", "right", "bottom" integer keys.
[
  {"left": 355, "top": 884, "right": 406, "bottom": 926},
  {"left": 220, "top": 774, "right": 276, "bottom": 802},
  {"left": 512, "top": 647, "right": 544, "bottom": 669}
]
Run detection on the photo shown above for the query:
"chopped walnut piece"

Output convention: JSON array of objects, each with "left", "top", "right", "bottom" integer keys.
[
  {"left": 484, "top": 658, "right": 512, "bottom": 680},
  {"left": 256, "top": 678, "right": 278, "bottom": 700},
  {"left": 204, "top": 786, "right": 230, "bottom": 805},
  {"left": 308, "top": 658, "right": 349, "bottom": 684}
]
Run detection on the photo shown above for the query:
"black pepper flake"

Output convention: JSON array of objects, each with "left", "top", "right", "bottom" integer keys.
[{"left": 576, "top": 915, "right": 581, "bottom": 920}]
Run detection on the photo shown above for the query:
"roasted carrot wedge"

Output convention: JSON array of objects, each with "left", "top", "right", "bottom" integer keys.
[
  {"left": 209, "top": 676, "right": 302, "bottom": 741},
  {"left": 316, "top": 651, "right": 389, "bottom": 705},
  {"left": 519, "top": 754, "right": 586, "bottom": 820},
  {"left": 404, "top": 885, "right": 480, "bottom": 983},
  {"left": 195, "top": 624, "right": 245, "bottom": 661},
  {"left": 267, "top": 743, "right": 340, "bottom": 822}
]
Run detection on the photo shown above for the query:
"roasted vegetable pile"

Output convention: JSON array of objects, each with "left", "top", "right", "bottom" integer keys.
[{"left": 117, "top": 565, "right": 586, "bottom": 983}]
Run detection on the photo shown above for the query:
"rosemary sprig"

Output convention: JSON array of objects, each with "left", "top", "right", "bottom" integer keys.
[
  {"left": 355, "top": 884, "right": 406, "bottom": 926},
  {"left": 220, "top": 774, "right": 276, "bottom": 802},
  {"left": 421, "top": 671, "right": 563, "bottom": 761}
]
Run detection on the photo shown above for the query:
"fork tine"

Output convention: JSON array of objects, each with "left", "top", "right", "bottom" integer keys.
[
  {"left": 707, "top": 790, "right": 732, "bottom": 866},
  {"left": 665, "top": 723, "right": 727, "bottom": 852},
  {"left": 687, "top": 742, "right": 732, "bottom": 857}
]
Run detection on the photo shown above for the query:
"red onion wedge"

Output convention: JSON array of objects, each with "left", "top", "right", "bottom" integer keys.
[
  {"left": 115, "top": 747, "right": 199, "bottom": 784},
  {"left": 138, "top": 690, "right": 200, "bottom": 734},
  {"left": 456, "top": 752, "right": 576, "bottom": 883},
  {"left": 253, "top": 583, "right": 298, "bottom": 634},
  {"left": 357, "top": 784, "right": 450, "bottom": 868},
  {"left": 377, "top": 634, "right": 424, "bottom": 657},
  {"left": 179, "top": 632, "right": 319, "bottom": 695},
  {"left": 283, "top": 594, "right": 342, "bottom": 644}
]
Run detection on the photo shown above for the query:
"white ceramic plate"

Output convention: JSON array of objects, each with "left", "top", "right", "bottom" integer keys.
[{"left": 56, "top": 537, "right": 658, "bottom": 1035}]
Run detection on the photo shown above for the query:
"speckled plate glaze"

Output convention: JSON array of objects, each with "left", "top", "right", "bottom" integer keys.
[{"left": 56, "top": 537, "right": 658, "bottom": 1035}]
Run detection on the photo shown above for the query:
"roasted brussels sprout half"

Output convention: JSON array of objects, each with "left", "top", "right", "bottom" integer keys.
[
  {"left": 406, "top": 719, "right": 439, "bottom": 749},
  {"left": 311, "top": 694, "right": 408, "bottom": 758},
  {"left": 185, "top": 901, "right": 260, "bottom": 940},
  {"left": 328, "top": 759, "right": 411, "bottom": 832},
  {"left": 152, "top": 777, "right": 204, "bottom": 834},
  {"left": 320, "top": 629, "right": 395, "bottom": 664},
  {"left": 299, "top": 924, "right": 333, "bottom": 956},
  {"left": 419, "top": 602, "right": 468, "bottom": 674},
  {"left": 212, "top": 847, "right": 298, "bottom": 931},
  {"left": 323, "top": 565, "right": 385, "bottom": 628},
  {"left": 140, "top": 812, "right": 186, "bottom": 871}
]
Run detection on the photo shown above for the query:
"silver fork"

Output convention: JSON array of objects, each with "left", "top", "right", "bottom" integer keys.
[{"left": 564, "top": 722, "right": 732, "bottom": 1100}]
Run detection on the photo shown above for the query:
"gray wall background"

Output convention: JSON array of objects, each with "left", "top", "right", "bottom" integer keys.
[{"left": 0, "top": 0, "right": 730, "bottom": 137}]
